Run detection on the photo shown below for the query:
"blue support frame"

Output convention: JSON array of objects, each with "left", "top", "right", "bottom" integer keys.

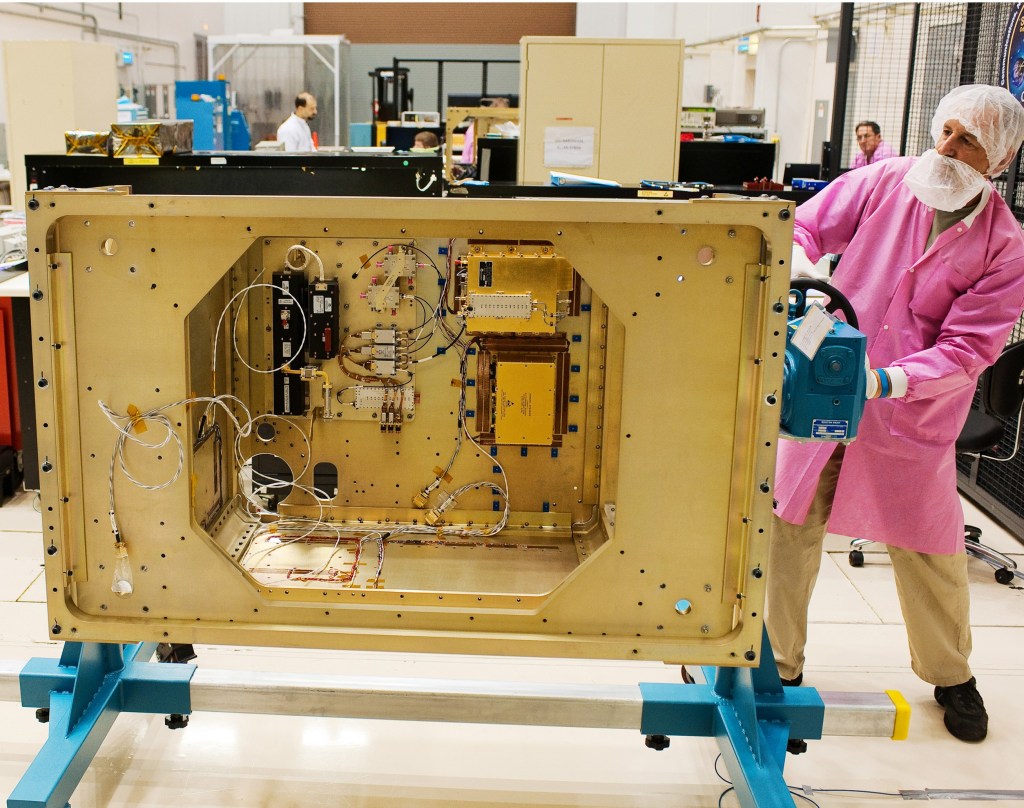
[
  {"left": 10, "top": 630, "right": 817, "bottom": 808},
  {"left": 640, "top": 626, "right": 824, "bottom": 808},
  {"left": 10, "top": 642, "right": 195, "bottom": 808}
]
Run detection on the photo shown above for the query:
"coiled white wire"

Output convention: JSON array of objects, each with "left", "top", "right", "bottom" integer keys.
[{"left": 103, "top": 238, "right": 516, "bottom": 593}]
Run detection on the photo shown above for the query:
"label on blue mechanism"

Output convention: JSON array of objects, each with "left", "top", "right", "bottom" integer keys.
[{"left": 811, "top": 419, "right": 849, "bottom": 440}]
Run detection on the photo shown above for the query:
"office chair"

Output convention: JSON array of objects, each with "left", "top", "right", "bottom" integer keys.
[{"left": 848, "top": 341, "right": 1024, "bottom": 584}]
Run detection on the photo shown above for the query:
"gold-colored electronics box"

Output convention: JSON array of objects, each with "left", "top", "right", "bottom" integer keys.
[{"left": 28, "top": 191, "right": 792, "bottom": 665}]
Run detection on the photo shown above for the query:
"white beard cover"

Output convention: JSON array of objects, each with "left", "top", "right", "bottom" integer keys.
[{"left": 903, "top": 149, "right": 988, "bottom": 211}]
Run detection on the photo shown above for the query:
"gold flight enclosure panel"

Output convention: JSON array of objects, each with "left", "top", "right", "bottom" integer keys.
[{"left": 28, "top": 191, "right": 792, "bottom": 665}]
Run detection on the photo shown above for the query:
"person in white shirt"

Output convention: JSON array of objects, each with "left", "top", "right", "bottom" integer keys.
[{"left": 276, "top": 92, "right": 317, "bottom": 152}]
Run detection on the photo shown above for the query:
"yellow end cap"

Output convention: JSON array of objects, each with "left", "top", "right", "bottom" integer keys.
[{"left": 885, "top": 689, "right": 911, "bottom": 740}]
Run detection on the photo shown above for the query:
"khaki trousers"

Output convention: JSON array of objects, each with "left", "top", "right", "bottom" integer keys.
[{"left": 766, "top": 447, "right": 973, "bottom": 687}]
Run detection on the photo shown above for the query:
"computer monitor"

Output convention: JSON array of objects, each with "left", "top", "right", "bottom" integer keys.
[
  {"left": 678, "top": 141, "right": 776, "bottom": 185},
  {"left": 783, "top": 163, "right": 821, "bottom": 184},
  {"left": 477, "top": 137, "right": 518, "bottom": 182}
]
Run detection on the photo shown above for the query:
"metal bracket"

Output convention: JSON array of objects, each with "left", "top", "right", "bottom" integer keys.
[
  {"left": 10, "top": 641, "right": 194, "bottom": 808},
  {"left": 639, "top": 626, "right": 825, "bottom": 808}
]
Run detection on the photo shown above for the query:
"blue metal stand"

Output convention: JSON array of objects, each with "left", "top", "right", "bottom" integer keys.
[
  {"left": 10, "top": 642, "right": 194, "bottom": 808},
  {"left": 640, "top": 627, "right": 824, "bottom": 808},
  {"left": 10, "top": 631, "right": 820, "bottom": 808}
]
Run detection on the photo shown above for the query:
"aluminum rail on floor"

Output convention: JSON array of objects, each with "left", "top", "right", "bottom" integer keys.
[{"left": 191, "top": 669, "right": 906, "bottom": 738}]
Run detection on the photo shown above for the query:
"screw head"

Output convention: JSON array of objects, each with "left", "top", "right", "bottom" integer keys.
[
  {"left": 32, "top": 289, "right": 44, "bottom": 301},
  {"left": 744, "top": 650, "right": 757, "bottom": 661}
]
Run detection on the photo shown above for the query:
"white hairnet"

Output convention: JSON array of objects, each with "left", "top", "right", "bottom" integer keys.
[{"left": 931, "top": 84, "right": 1024, "bottom": 175}]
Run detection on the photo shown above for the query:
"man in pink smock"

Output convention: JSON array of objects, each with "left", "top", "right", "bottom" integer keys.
[
  {"left": 852, "top": 120, "right": 899, "bottom": 168},
  {"left": 769, "top": 85, "right": 1024, "bottom": 743}
]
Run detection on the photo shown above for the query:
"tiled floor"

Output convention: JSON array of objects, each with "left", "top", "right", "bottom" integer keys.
[{"left": 0, "top": 489, "right": 1021, "bottom": 807}]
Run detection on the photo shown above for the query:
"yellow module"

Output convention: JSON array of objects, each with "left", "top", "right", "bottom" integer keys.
[
  {"left": 494, "top": 360, "right": 557, "bottom": 445},
  {"left": 27, "top": 190, "right": 793, "bottom": 666},
  {"left": 462, "top": 244, "right": 576, "bottom": 335}
]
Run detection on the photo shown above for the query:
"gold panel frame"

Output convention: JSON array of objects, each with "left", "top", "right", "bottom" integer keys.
[{"left": 28, "top": 191, "right": 792, "bottom": 665}]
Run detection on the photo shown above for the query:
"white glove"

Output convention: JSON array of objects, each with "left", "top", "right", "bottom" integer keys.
[
  {"left": 865, "top": 366, "right": 909, "bottom": 400},
  {"left": 791, "top": 243, "right": 831, "bottom": 280}
]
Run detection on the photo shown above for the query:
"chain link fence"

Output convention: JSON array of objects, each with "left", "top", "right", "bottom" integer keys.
[{"left": 840, "top": 3, "right": 1024, "bottom": 537}]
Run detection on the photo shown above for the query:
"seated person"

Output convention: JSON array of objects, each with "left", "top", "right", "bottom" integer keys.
[
  {"left": 853, "top": 120, "right": 897, "bottom": 167},
  {"left": 412, "top": 131, "right": 439, "bottom": 150}
]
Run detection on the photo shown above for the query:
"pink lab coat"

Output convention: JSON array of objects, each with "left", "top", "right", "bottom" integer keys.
[
  {"left": 775, "top": 157, "right": 1024, "bottom": 554},
  {"left": 852, "top": 140, "right": 898, "bottom": 168}
]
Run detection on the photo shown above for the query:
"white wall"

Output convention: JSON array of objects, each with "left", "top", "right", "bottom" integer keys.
[
  {"left": 222, "top": 3, "right": 303, "bottom": 37},
  {"left": 0, "top": 3, "right": 228, "bottom": 92},
  {"left": 0, "top": 2, "right": 306, "bottom": 168},
  {"left": 577, "top": 2, "right": 842, "bottom": 173}
]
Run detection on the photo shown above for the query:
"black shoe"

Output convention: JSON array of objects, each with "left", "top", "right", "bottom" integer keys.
[
  {"left": 934, "top": 677, "right": 988, "bottom": 742},
  {"left": 781, "top": 673, "right": 803, "bottom": 687}
]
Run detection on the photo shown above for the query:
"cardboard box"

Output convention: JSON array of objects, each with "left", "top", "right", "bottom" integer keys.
[{"left": 110, "top": 120, "right": 193, "bottom": 157}]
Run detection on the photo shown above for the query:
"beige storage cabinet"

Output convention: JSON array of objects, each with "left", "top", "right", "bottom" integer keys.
[
  {"left": 517, "top": 37, "right": 684, "bottom": 185},
  {"left": 2, "top": 41, "right": 117, "bottom": 206}
]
